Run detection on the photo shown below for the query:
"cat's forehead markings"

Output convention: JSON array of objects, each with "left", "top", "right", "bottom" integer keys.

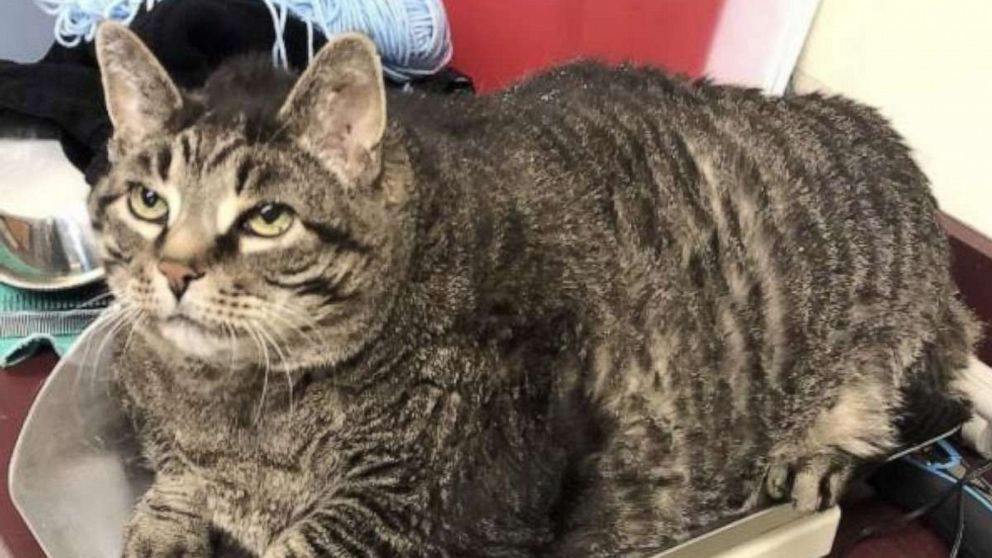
[
  {"left": 204, "top": 137, "right": 247, "bottom": 173},
  {"left": 177, "top": 131, "right": 196, "bottom": 164},
  {"left": 154, "top": 144, "right": 173, "bottom": 182}
]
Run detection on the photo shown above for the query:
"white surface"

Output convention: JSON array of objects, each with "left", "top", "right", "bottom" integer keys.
[
  {"left": 657, "top": 504, "right": 839, "bottom": 558},
  {"left": 956, "top": 356, "right": 992, "bottom": 421},
  {"left": 958, "top": 357, "right": 992, "bottom": 458},
  {"left": 962, "top": 416, "right": 992, "bottom": 458},
  {"left": 0, "top": 138, "right": 89, "bottom": 218},
  {"left": 793, "top": 0, "right": 992, "bottom": 237},
  {"left": 705, "top": 0, "right": 822, "bottom": 93},
  {"left": 712, "top": 507, "right": 839, "bottom": 558}
]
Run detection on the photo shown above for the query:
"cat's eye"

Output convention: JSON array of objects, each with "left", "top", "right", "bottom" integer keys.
[
  {"left": 244, "top": 204, "right": 295, "bottom": 237},
  {"left": 127, "top": 184, "right": 169, "bottom": 223}
]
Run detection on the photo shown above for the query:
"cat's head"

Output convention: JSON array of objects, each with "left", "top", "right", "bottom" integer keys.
[{"left": 90, "top": 22, "right": 413, "bottom": 373}]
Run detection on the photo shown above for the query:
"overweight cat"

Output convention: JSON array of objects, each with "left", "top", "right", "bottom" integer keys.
[{"left": 90, "top": 22, "right": 978, "bottom": 557}]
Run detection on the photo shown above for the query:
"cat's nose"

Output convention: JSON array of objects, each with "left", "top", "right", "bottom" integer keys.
[{"left": 157, "top": 260, "right": 204, "bottom": 300}]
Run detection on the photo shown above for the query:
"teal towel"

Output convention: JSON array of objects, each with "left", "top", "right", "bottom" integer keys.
[{"left": 0, "top": 281, "right": 109, "bottom": 367}]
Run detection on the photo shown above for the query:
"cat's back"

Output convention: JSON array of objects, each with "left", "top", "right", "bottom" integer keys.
[
  {"left": 395, "top": 62, "right": 953, "bottom": 328},
  {"left": 470, "top": 64, "right": 962, "bottom": 395},
  {"left": 503, "top": 61, "right": 948, "bottom": 285},
  {"left": 405, "top": 62, "right": 938, "bottom": 224}
]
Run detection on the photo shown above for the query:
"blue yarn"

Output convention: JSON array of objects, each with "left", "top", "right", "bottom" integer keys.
[
  {"left": 36, "top": 0, "right": 159, "bottom": 47},
  {"left": 34, "top": 0, "right": 452, "bottom": 81}
]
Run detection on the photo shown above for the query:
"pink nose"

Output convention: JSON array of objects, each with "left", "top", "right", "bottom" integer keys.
[{"left": 157, "top": 260, "right": 203, "bottom": 299}]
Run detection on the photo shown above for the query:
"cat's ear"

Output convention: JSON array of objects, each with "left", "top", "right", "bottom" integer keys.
[
  {"left": 95, "top": 22, "right": 182, "bottom": 154},
  {"left": 278, "top": 33, "right": 386, "bottom": 184}
]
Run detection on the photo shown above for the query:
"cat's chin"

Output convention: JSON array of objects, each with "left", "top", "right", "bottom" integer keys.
[{"left": 156, "top": 317, "right": 234, "bottom": 361}]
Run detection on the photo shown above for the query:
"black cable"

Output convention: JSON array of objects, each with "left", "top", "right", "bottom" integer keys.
[
  {"left": 836, "top": 458, "right": 992, "bottom": 557},
  {"left": 948, "top": 479, "right": 966, "bottom": 558},
  {"left": 946, "top": 455, "right": 992, "bottom": 558},
  {"left": 945, "top": 458, "right": 992, "bottom": 558}
]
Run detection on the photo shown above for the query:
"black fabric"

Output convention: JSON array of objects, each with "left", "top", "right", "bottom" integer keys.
[
  {"left": 896, "top": 380, "right": 971, "bottom": 450},
  {"left": 0, "top": 0, "right": 471, "bottom": 184}
]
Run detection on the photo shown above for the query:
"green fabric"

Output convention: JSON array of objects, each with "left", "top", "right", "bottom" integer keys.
[
  {"left": 0, "top": 334, "right": 77, "bottom": 367},
  {"left": 0, "top": 281, "right": 109, "bottom": 367}
]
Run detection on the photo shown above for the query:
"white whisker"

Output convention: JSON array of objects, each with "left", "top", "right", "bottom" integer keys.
[
  {"left": 79, "top": 304, "right": 133, "bottom": 389},
  {"left": 72, "top": 304, "right": 128, "bottom": 397},
  {"left": 121, "top": 309, "right": 147, "bottom": 358},
  {"left": 63, "top": 291, "right": 116, "bottom": 318},
  {"left": 77, "top": 304, "right": 141, "bottom": 411},
  {"left": 261, "top": 304, "right": 323, "bottom": 349},
  {"left": 246, "top": 324, "right": 272, "bottom": 425},
  {"left": 220, "top": 319, "right": 238, "bottom": 376},
  {"left": 251, "top": 319, "right": 295, "bottom": 416}
]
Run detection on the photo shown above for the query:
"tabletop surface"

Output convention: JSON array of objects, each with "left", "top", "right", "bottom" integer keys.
[{"left": 1, "top": 352, "right": 53, "bottom": 558}]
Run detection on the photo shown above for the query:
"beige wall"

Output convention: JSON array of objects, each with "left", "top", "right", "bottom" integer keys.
[{"left": 793, "top": 0, "right": 992, "bottom": 237}]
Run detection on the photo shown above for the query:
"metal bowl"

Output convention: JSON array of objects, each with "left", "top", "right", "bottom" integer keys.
[
  {"left": 0, "top": 205, "right": 104, "bottom": 290},
  {"left": 0, "top": 124, "right": 103, "bottom": 291}
]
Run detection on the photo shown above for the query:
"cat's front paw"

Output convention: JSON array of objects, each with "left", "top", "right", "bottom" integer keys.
[
  {"left": 765, "top": 453, "right": 856, "bottom": 513},
  {"left": 122, "top": 515, "right": 211, "bottom": 558}
]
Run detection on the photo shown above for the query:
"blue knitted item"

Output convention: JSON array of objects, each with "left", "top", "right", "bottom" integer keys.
[{"left": 35, "top": 0, "right": 452, "bottom": 81}]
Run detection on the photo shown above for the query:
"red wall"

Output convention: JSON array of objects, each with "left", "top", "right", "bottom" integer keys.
[{"left": 445, "top": 0, "right": 727, "bottom": 92}]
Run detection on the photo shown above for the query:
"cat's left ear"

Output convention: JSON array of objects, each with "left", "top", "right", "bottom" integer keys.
[{"left": 278, "top": 33, "right": 386, "bottom": 184}]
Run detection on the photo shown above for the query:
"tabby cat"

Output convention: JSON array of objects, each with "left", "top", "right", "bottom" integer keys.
[{"left": 90, "top": 21, "right": 979, "bottom": 558}]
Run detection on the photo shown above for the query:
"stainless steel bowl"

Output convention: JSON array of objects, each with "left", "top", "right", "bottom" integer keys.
[
  {"left": 0, "top": 124, "right": 104, "bottom": 291},
  {"left": 0, "top": 204, "right": 104, "bottom": 290}
]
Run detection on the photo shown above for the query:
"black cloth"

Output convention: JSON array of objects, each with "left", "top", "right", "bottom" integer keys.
[{"left": 0, "top": 0, "right": 471, "bottom": 184}]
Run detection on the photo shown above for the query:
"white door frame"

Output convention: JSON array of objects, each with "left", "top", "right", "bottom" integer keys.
[{"left": 705, "top": 0, "right": 823, "bottom": 93}]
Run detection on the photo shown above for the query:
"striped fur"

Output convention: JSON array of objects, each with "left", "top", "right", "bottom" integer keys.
[{"left": 91, "top": 27, "right": 980, "bottom": 558}]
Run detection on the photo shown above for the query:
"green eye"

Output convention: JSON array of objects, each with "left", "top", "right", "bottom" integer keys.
[
  {"left": 127, "top": 184, "right": 169, "bottom": 222},
  {"left": 244, "top": 204, "right": 294, "bottom": 237}
]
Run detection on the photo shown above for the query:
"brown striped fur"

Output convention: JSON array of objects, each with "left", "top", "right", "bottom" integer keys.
[{"left": 91, "top": 24, "right": 980, "bottom": 558}]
